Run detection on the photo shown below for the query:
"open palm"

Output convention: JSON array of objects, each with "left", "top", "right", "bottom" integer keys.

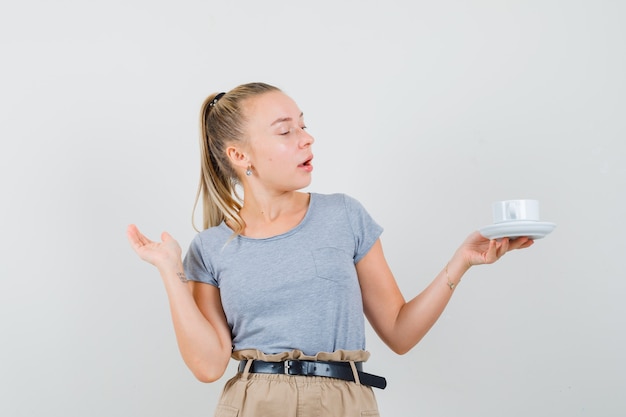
[{"left": 126, "top": 224, "right": 182, "bottom": 270}]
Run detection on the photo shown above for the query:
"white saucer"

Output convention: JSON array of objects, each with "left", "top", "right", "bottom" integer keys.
[{"left": 479, "top": 220, "right": 556, "bottom": 240}]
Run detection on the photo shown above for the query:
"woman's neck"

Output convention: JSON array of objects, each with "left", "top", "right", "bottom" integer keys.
[{"left": 238, "top": 191, "right": 310, "bottom": 238}]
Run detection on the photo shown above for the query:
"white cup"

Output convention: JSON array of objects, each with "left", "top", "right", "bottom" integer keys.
[{"left": 492, "top": 199, "right": 540, "bottom": 223}]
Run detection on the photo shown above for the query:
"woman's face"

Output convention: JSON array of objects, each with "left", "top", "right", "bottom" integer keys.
[{"left": 242, "top": 91, "right": 315, "bottom": 192}]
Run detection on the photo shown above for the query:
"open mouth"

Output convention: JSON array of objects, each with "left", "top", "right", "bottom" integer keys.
[{"left": 299, "top": 156, "right": 314, "bottom": 170}]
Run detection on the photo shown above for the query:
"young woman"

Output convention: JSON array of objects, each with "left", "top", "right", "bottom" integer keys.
[{"left": 127, "top": 82, "right": 533, "bottom": 416}]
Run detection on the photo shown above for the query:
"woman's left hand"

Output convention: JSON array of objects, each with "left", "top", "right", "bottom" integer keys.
[{"left": 457, "top": 231, "right": 534, "bottom": 267}]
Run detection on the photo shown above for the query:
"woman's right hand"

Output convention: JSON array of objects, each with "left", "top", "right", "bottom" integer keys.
[{"left": 126, "top": 224, "right": 182, "bottom": 270}]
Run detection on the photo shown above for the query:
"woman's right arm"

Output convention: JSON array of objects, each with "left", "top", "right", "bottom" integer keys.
[{"left": 127, "top": 224, "right": 232, "bottom": 382}]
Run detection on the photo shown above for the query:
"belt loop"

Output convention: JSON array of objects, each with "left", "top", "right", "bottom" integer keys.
[
  {"left": 241, "top": 359, "right": 253, "bottom": 381},
  {"left": 348, "top": 361, "right": 361, "bottom": 385}
]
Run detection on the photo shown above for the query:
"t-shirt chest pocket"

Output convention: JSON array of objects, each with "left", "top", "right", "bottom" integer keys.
[{"left": 311, "top": 247, "right": 355, "bottom": 282}]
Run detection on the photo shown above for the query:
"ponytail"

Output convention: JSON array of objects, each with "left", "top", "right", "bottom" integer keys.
[{"left": 192, "top": 83, "right": 281, "bottom": 234}]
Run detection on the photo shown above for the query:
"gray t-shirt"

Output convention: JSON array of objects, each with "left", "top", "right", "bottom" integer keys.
[{"left": 183, "top": 193, "right": 383, "bottom": 355}]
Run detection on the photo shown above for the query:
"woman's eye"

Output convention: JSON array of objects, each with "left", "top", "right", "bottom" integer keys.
[{"left": 279, "top": 126, "right": 307, "bottom": 135}]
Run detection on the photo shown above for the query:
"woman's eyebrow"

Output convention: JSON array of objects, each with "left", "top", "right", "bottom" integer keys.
[{"left": 271, "top": 112, "right": 304, "bottom": 126}]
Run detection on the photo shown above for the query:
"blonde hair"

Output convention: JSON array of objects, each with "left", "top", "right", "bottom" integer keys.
[{"left": 193, "top": 82, "right": 281, "bottom": 234}]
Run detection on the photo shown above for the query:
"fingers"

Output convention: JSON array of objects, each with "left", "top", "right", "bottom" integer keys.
[
  {"left": 485, "top": 238, "right": 509, "bottom": 263},
  {"left": 127, "top": 225, "right": 177, "bottom": 247},
  {"left": 469, "top": 234, "right": 534, "bottom": 267},
  {"left": 498, "top": 237, "right": 510, "bottom": 256},
  {"left": 127, "top": 224, "right": 154, "bottom": 250},
  {"left": 495, "top": 238, "right": 507, "bottom": 261},
  {"left": 494, "top": 236, "right": 534, "bottom": 259},
  {"left": 508, "top": 236, "right": 534, "bottom": 250},
  {"left": 127, "top": 224, "right": 138, "bottom": 237},
  {"left": 126, "top": 224, "right": 141, "bottom": 247},
  {"left": 482, "top": 239, "right": 500, "bottom": 264}
]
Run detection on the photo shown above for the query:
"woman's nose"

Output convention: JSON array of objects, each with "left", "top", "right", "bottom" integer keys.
[{"left": 299, "top": 129, "right": 314, "bottom": 147}]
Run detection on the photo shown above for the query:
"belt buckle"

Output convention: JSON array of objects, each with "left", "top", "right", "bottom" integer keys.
[
  {"left": 283, "top": 360, "right": 302, "bottom": 375},
  {"left": 284, "top": 360, "right": 292, "bottom": 375}
]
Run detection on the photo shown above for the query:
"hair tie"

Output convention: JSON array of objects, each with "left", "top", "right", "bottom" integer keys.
[{"left": 209, "top": 92, "right": 226, "bottom": 108}]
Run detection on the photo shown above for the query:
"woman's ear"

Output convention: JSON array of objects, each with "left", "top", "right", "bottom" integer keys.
[{"left": 226, "top": 145, "right": 250, "bottom": 170}]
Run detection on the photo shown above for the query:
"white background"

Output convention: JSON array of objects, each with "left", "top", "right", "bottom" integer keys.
[{"left": 1, "top": 1, "right": 625, "bottom": 416}]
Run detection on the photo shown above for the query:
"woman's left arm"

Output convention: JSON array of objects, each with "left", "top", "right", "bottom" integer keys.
[{"left": 357, "top": 232, "right": 533, "bottom": 354}]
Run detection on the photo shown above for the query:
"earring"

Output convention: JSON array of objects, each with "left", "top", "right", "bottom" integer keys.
[{"left": 245, "top": 166, "right": 252, "bottom": 176}]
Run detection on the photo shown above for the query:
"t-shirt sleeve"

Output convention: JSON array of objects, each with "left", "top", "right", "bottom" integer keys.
[
  {"left": 182, "top": 234, "right": 218, "bottom": 287},
  {"left": 342, "top": 194, "right": 384, "bottom": 263}
]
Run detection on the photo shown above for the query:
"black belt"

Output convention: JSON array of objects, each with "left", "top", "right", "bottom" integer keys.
[{"left": 238, "top": 359, "right": 387, "bottom": 389}]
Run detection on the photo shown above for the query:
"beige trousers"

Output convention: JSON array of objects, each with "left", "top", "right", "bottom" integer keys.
[{"left": 213, "top": 350, "right": 380, "bottom": 417}]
